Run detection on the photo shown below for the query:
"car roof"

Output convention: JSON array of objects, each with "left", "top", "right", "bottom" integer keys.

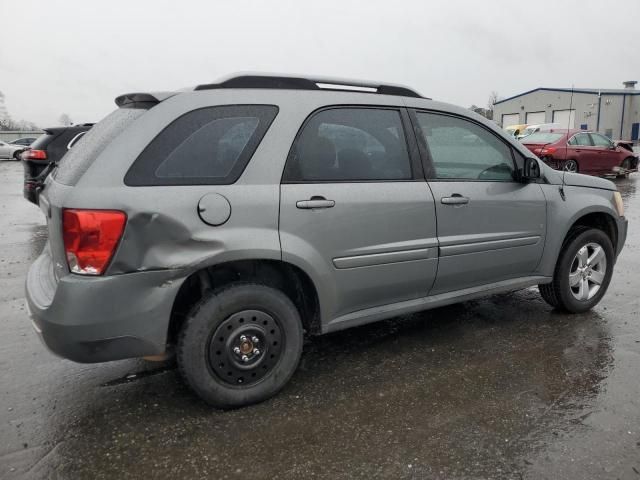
[{"left": 115, "top": 73, "right": 429, "bottom": 108}]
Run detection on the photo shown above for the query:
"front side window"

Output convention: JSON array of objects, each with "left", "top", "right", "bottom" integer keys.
[
  {"left": 416, "top": 112, "right": 515, "bottom": 181},
  {"left": 284, "top": 108, "right": 412, "bottom": 182},
  {"left": 125, "top": 105, "right": 278, "bottom": 186},
  {"left": 590, "top": 133, "right": 613, "bottom": 148}
]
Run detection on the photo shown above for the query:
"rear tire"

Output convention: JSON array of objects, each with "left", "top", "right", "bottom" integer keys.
[
  {"left": 538, "top": 227, "right": 614, "bottom": 313},
  {"left": 563, "top": 159, "right": 578, "bottom": 173},
  {"left": 177, "top": 283, "right": 303, "bottom": 408}
]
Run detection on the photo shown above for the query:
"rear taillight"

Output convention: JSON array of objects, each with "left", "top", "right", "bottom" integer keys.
[
  {"left": 23, "top": 149, "right": 48, "bottom": 160},
  {"left": 62, "top": 209, "right": 126, "bottom": 275},
  {"left": 540, "top": 147, "right": 557, "bottom": 155}
]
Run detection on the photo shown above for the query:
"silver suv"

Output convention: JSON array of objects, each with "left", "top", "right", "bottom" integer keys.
[{"left": 26, "top": 74, "right": 628, "bottom": 408}]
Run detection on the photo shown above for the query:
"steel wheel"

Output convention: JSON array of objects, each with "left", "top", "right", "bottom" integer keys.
[
  {"left": 564, "top": 160, "right": 578, "bottom": 173},
  {"left": 569, "top": 242, "right": 607, "bottom": 301},
  {"left": 177, "top": 283, "right": 303, "bottom": 408},
  {"left": 208, "top": 309, "right": 283, "bottom": 386}
]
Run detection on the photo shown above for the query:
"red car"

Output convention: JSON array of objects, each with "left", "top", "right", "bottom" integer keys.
[{"left": 521, "top": 129, "right": 638, "bottom": 177}]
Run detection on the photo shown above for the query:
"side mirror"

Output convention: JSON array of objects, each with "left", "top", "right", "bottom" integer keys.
[{"left": 522, "top": 157, "right": 541, "bottom": 181}]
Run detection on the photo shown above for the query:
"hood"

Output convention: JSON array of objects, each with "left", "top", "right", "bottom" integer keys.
[
  {"left": 554, "top": 171, "right": 615, "bottom": 191},
  {"left": 539, "top": 163, "right": 616, "bottom": 190}
]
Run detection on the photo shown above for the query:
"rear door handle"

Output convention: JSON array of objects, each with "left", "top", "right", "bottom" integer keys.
[
  {"left": 296, "top": 196, "right": 335, "bottom": 209},
  {"left": 441, "top": 195, "right": 469, "bottom": 205}
]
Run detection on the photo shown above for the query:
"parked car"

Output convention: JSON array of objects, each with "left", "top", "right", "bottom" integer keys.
[
  {"left": 21, "top": 124, "right": 93, "bottom": 204},
  {"left": 504, "top": 123, "right": 528, "bottom": 138},
  {"left": 11, "top": 137, "right": 38, "bottom": 147},
  {"left": 0, "top": 140, "right": 27, "bottom": 160},
  {"left": 521, "top": 130, "right": 638, "bottom": 176},
  {"left": 25, "top": 74, "right": 627, "bottom": 408},
  {"left": 518, "top": 123, "right": 563, "bottom": 139}
]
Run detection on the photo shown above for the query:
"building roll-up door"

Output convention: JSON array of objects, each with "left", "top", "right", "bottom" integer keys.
[
  {"left": 501, "top": 113, "right": 520, "bottom": 127},
  {"left": 553, "top": 109, "right": 576, "bottom": 128},
  {"left": 526, "top": 111, "right": 546, "bottom": 124}
]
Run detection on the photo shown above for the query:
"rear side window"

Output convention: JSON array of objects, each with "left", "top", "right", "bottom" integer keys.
[
  {"left": 55, "top": 109, "right": 146, "bottom": 185},
  {"left": 283, "top": 108, "right": 412, "bottom": 182},
  {"left": 125, "top": 105, "right": 278, "bottom": 186},
  {"left": 568, "top": 133, "right": 592, "bottom": 146}
]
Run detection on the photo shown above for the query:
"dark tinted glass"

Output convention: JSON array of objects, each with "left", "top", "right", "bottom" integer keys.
[
  {"left": 284, "top": 108, "right": 412, "bottom": 182},
  {"left": 29, "top": 133, "right": 57, "bottom": 150},
  {"left": 125, "top": 105, "right": 278, "bottom": 186},
  {"left": 416, "top": 112, "right": 514, "bottom": 181}
]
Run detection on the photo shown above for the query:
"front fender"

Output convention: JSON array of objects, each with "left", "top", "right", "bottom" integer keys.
[{"left": 537, "top": 184, "right": 621, "bottom": 276}]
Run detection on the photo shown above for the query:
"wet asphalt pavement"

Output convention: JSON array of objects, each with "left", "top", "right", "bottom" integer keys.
[{"left": 1, "top": 160, "right": 639, "bottom": 480}]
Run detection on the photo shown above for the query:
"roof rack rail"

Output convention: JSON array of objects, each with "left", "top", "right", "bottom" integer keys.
[{"left": 194, "top": 74, "right": 426, "bottom": 99}]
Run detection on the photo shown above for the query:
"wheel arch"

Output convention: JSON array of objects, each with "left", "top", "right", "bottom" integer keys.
[
  {"left": 167, "top": 259, "right": 322, "bottom": 347},
  {"left": 562, "top": 210, "right": 618, "bottom": 254}
]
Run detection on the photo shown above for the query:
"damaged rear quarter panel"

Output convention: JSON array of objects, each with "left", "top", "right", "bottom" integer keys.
[{"left": 70, "top": 184, "right": 284, "bottom": 276}]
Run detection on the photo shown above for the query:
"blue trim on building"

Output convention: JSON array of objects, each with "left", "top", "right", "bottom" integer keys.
[
  {"left": 620, "top": 94, "right": 626, "bottom": 139},
  {"left": 494, "top": 87, "right": 640, "bottom": 105}
]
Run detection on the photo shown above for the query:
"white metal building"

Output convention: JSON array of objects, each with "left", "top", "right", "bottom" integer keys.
[{"left": 493, "top": 81, "right": 640, "bottom": 142}]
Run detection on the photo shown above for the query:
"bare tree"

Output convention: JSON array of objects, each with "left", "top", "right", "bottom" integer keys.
[
  {"left": 469, "top": 104, "right": 492, "bottom": 119},
  {"left": 0, "top": 91, "right": 40, "bottom": 131},
  {"left": 58, "top": 113, "right": 73, "bottom": 126},
  {"left": 485, "top": 91, "right": 500, "bottom": 121}
]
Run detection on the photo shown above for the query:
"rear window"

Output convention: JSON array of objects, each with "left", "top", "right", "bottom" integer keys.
[
  {"left": 55, "top": 108, "right": 146, "bottom": 185},
  {"left": 29, "top": 132, "right": 57, "bottom": 150},
  {"left": 125, "top": 105, "right": 278, "bottom": 186},
  {"left": 521, "top": 132, "right": 564, "bottom": 144}
]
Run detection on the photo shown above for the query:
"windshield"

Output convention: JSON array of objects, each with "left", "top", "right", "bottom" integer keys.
[{"left": 521, "top": 132, "right": 564, "bottom": 144}]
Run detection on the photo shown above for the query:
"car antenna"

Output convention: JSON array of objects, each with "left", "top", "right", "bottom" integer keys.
[{"left": 559, "top": 84, "right": 575, "bottom": 201}]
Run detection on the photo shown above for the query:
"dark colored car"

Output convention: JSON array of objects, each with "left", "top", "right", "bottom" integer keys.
[
  {"left": 522, "top": 130, "right": 638, "bottom": 176},
  {"left": 11, "top": 137, "right": 38, "bottom": 147},
  {"left": 21, "top": 124, "right": 93, "bottom": 204}
]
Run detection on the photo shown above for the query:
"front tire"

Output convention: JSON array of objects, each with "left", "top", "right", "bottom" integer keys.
[
  {"left": 13, "top": 150, "right": 23, "bottom": 161},
  {"left": 539, "top": 228, "right": 614, "bottom": 313},
  {"left": 177, "top": 283, "right": 303, "bottom": 408},
  {"left": 621, "top": 157, "right": 632, "bottom": 170}
]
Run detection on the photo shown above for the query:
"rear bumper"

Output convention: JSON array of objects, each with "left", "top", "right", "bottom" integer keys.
[{"left": 25, "top": 249, "right": 186, "bottom": 363}]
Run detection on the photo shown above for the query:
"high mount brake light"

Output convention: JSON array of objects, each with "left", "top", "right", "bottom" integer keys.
[{"left": 62, "top": 209, "right": 126, "bottom": 275}]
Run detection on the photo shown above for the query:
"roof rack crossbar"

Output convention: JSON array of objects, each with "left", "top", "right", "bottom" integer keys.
[{"left": 194, "top": 74, "right": 424, "bottom": 98}]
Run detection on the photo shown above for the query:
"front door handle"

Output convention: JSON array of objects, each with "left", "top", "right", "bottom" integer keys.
[
  {"left": 296, "top": 196, "right": 335, "bottom": 209},
  {"left": 441, "top": 195, "right": 469, "bottom": 205}
]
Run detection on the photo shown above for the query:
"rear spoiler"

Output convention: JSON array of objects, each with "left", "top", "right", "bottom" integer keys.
[{"left": 114, "top": 91, "right": 177, "bottom": 108}]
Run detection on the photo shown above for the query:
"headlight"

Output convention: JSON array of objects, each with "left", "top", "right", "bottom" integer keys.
[{"left": 613, "top": 191, "right": 624, "bottom": 217}]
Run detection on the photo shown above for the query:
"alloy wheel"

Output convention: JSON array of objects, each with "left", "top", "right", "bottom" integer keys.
[
  {"left": 569, "top": 242, "right": 607, "bottom": 301},
  {"left": 564, "top": 160, "right": 578, "bottom": 173}
]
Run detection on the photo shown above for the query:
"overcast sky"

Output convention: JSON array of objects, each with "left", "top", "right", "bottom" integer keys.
[{"left": 1, "top": 0, "right": 638, "bottom": 127}]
